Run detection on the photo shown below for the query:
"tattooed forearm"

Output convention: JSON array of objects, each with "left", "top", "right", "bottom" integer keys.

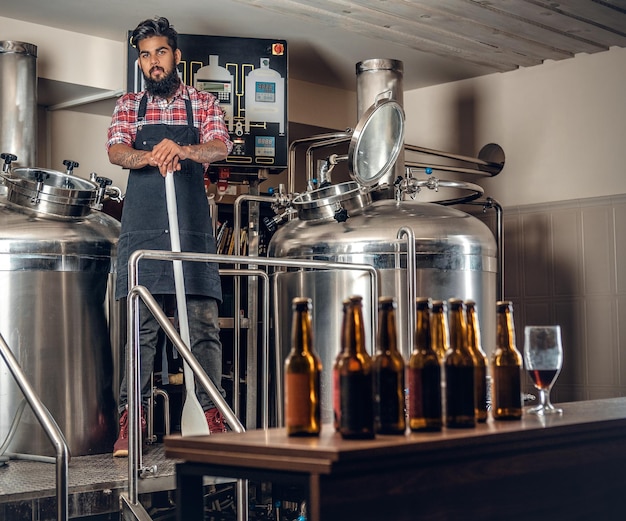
[
  {"left": 108, "top": 144, "right": 151, "bottom": 170},
  {"left": 181, "top": 141, "right": 229, "bottom": 164}
]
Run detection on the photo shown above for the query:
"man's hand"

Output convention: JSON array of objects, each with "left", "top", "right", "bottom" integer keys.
[{"left": 150, "top": 138, "right": 184, "bottom": 175}]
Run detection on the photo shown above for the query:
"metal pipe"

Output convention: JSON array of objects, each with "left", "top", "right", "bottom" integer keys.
[
  {"left": 271, "top": 274, "right": 284, "bottom": 427},
  {"left": 404, "top": 142, "right": 504, "bottom": 176},
  {"left": 406, "top": 160, "right": 496, "bottom": 177},
  {"left": 487, "top": 198, "right": 504, "bottom": 301},
  {"left": 305, "top": 136, "right": 351, "bottom": 186},
  {"left": 401, "top": 176, "right": 484, "bottom": 205},
  {"left": 0, "top": 333, "right": 69, "bottom": 521},
  {"left": 288, "top": 131, "right": 352, "bottom": 194},
  {"left": 397, "top": 226, "right": 416, "bottom": 359},
  {"left": 460, "top": 197, "right": 504, "bottom": 301},
  {"left": 221, "top": 268, "right": 270, "bottom": 430},
  {"left": 233, "top": 194, "right": 275, "bottom": 420}
]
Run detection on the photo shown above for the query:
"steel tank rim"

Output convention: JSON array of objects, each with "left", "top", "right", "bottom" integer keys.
[
  {"left": 268, "top": 199, "right": 498, "bottom": 261},
  {"left": 0, "top": 196, "right": 120, "bottom": 269},
  {"left": 0, "top": 40, "right": 38, "bottom": 57}
]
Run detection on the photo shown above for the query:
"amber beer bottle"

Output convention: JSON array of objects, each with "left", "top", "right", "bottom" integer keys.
[
  {"left": 332, "top": 299, "right": 350, "bottom": 432},
  {"left": 372, "top": 297, "right": 406, "bottom": 434},
  {"left": 492, "top": 301, "right": 523, "bottom": 420},
  {"left": 465, "top": 300, "right": 489, "bottom": 423},
  {"left": 337, "top": 295, "right": 375, "bottom": 439},
  {"left": 444, "top": 299, "right": 476, "bottom": 428},
  {"left": 408, "top": 297, "right": 442, "bottom": 431},
  {"left": 284, "top": 297, "right": 322, "bottom": 436}
]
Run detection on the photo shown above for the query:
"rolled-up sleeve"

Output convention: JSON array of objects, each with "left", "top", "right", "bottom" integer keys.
[
  {"left": 106, "top": 95, "right": 137, "bottom": 151},
  {"left": 198, "top": 95, "right": 233, "bottom": 154}
]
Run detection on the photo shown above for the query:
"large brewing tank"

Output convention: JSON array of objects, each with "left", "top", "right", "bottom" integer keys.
[
  {"left": 267, "top": 90, "right": 498, "bottom": 425},
  {"left": 0, "top": 167, "right": 121, "bottom": 456},
  {"left": 269, "top": 192, "right": 497, "bottom": 423},
  {"left": 0, "top": 41, "right": 37, "bottom": 169}
]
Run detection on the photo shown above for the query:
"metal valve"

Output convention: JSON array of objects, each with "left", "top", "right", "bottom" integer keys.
[
  {"left": 90, "top": 173, "right": 123, "bottom": 210},
  {"left": 263, "top": 208, "right": 296, "bottom": 233},
  {"left": 1, "top": 153, "right": 17, "bottom": 174},
  {"left": 62, "top": 159, "right": 79, "bottom": 176},
  {"left": 334, "top": 206, "right": 349, "bottom": 223},
  {"left": 31, "top": 170, "right": 50, "bottom": 205}
]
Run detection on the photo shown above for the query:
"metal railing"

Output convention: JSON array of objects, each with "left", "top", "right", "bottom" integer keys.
[
  {"left": 121, "top": 249, "right": 379, "bottom": 521},
  {"left": 0, "top": 333, "right": 70, "bottom": 521}
]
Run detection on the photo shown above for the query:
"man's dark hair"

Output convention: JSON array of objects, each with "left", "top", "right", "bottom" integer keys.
[{"left": 130, "top": 16, "right": 178, "bottom": 53}]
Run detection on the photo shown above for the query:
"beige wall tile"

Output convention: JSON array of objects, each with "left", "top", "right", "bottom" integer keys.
[
  {"left": 582, "top": 206, "right": 615, "bottom": 295},
  {"left": 520, "top": 212, "right": 551, "bottom": 298}
]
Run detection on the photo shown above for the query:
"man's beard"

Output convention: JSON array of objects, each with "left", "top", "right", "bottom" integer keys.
[{"left": 144, "top": 67, "right": 180, "bottom": 98}]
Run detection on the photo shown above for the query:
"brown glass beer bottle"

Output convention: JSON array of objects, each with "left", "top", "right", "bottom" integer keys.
[
  {"left": 444, "top": 298, "right": 476, "bottom": 428},
  {"left": 492, "top": 301, "right": 523, "bottom": 420},
  {"left": 465, "top": 300, "right": 489, "bottom": 423},
  {"left": 284, "top": 297, "right": 322, "bottom": 436},
  {"left": 337, "top": 295, "right": 375, "bottom": 439},
  {"left": 332, "top": 299, "right": 350, "bottom": 432},
  {"left": 408, "top": 297, "right": 442, "bottom": 432},
  {"left": 372, "top": 296, "right": 406, "bottom": 434}
]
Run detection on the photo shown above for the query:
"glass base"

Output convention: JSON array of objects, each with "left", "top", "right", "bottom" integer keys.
[{"left": 526, "top": 404, "right": 563, "bottom": 416}]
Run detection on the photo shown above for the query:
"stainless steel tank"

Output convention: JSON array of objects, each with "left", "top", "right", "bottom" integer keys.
[
  {"left": 268, "top": 66, "right": 498, "bottom": 424},
  {"left": 0, "top": 167, "right": 121, "bottom": 456},
  {"left": 0, "top": 41, "right": 37, "bottom": 169},
  {"left": 269, "top": 193, "right": 497, "bottom": 424}
]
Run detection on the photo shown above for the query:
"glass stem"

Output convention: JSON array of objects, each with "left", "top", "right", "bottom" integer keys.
[{"left": 539, "top": 388, "right": 552, "bottom": 408}]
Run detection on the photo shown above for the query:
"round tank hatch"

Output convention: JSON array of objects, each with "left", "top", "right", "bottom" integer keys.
[
  {"left": 5, "top": 168, "right": 97, "bottom": 218},
  {"left": 348, "top": 95, "right": 405, "bottom": 187}
]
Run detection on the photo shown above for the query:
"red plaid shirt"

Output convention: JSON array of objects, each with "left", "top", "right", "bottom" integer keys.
[{"left": 106, "top": 83, "right": 233, "bottom": 167}]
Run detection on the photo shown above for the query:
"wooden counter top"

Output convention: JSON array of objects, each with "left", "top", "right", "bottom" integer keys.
[{"left": 165, "top": 398, "right": 626, "bottom": 520}]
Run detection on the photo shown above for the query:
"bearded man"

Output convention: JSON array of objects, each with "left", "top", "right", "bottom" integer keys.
[{"left": 106, "top": 16, "right": 233, "bottom": 456}]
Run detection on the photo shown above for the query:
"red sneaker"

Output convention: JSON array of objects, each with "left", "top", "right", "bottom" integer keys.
[
  {"left": 113, "top": 407, "right": 147, "bottom": 457},
  {"left": 205, "top": 407, "right": 227, "bottom": 434}
]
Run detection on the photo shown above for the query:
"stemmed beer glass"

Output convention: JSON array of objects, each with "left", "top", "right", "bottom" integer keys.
[{"left": 523, "top": 325, "right": 563, "bottom": 415}]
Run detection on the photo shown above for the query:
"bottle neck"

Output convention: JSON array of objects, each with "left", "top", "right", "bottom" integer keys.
[
  {"left": 414, "top": 308, "right": 432, "bottom": 352},
  {"left": 496, "top": 308, "right": 516, "bottom": 351},
  {"left": 466, "top": 305, "right": 486, "bottom": 356},
  {"left": 432, "top": 310, "right": 449, "bottom": 353},
  {"left": 449, "top": 306, "right": 468, "bottom": 353},
  {"left": 377, "top": 308, "right": 398, "bottom": 354},
  {"left": 343, "top": 303, "right": 368, "bottom": 355},
  {"left": 291, "top": 309, "right": 313, "bottom": 354}
]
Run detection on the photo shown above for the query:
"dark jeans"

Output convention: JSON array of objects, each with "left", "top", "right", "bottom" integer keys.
[{"left": 118, "top": 294, "right": 225, "bottom": 413}]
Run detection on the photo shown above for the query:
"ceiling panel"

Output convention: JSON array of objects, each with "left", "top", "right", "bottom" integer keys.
[{"left": 2, "top": 0, "right": 625, "bottom": 92}]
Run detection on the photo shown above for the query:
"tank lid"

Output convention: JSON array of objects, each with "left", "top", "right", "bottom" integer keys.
[
  {"left": 348, "top": 93, "right": 405, "bottom": 187},
  {"left": 5, "top": 168, "right": 97, "bottom": 218},
  {"left": 0, "top": 41, "right": 37, "bottom": 57}
]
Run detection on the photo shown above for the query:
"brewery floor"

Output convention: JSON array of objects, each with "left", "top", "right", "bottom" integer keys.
[
  {"left": 0, "top": 443, "right": 178, "bottom": 520},
  {"left": 0, "top": 442, "right": 299, "bottom": 520}
]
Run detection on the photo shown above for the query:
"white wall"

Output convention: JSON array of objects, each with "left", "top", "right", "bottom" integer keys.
[
  {"left": 288, "top": 78, "right": 356, "bottom": 129},
  {"left": 403, "top": 46, "right": 626, "bottom": 207},
  {"left": 0, "top": 16, "right": 124, "bottom": 90}
]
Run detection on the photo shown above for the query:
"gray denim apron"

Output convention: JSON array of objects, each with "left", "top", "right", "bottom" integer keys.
[{"left": 115, "top": 93, "right": 221, "bottom": 302}]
